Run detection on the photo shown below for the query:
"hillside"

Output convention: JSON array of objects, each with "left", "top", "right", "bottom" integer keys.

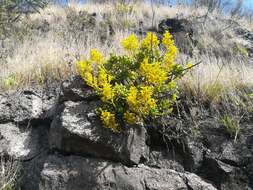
[{"left": 0, "top": 1, "right": 253, "bottom": 190}]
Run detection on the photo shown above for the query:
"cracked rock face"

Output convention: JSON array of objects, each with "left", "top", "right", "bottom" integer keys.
[
  {"left": 38, "top": 155, "right": 216, "bottom": 190},
  {"left": 49, "top": 100, "right": 149, "bottom": 166},
  {"left": 0, "top": 76, "right": 253, "bottom": 190}
]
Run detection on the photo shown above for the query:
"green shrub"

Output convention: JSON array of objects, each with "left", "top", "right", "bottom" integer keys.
[{"left": 78, "top": 31, "right": 192, "bottom": 132}]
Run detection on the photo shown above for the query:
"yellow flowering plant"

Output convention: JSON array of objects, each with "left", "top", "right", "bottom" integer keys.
[{"left": 78, "top": 31, "right": 192, "bottom": 132}]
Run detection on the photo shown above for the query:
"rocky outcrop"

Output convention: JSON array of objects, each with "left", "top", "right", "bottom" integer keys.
[
  {"left": 49, "top": 100, "right": 149, "bottom": 166},
  {"left": 0, "top": 89, "right": 57, "bottom": 124},
  {"left": 38, "top": 155, "right": 216, "bottom": 190},
  {"left": 0, "top": 76, "right": 252, "bottom": 190}
]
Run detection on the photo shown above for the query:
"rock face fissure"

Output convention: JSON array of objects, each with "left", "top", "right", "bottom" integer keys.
[{"left": 0, "top": 76, "right": 252, "bottom": 190}]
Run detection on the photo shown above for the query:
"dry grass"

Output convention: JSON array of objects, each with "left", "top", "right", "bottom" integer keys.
[
  {"left": 179, "top": 54, "right": 253, "bottom": 100},
  {"left": 0, "top": 1, "right": 253, "bottom": 110},
  {"left": 0, "top": 156, "right": 20, "bottom": 190}
]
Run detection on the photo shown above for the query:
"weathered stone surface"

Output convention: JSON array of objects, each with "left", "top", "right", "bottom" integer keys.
[
  {"left": 196, "top": 120, "right": 253, "bottom": 190},
  {"left": 198, "top": 155, "right": 252, "bottom": 190},
  {"left": 236, "top": 27, "right": 253, "bottom": 56},
  {"left": 0, "top": 123, "right": 49, "bottom": 160},
  {"left": 0, "top": 90, "right": 56, "bottom": 123},
  {"left": 147, "top": 150, "right": 185, "bottom": 172},
  {"left": 37, "top": 155, "right": 217, "bottom": 190},
  {"left": 49, "top": 101, "right": 149, "bottom": 166},
  {"left": 184, "top": 172, "right": 218, "bottom": 190},
  {"left": 187, "top": 139, "right": 205, "bottom": 170},
  {"left": 220, "top": 142, "right": 240, "bottom": 165},
  {"left": 59, "top": 75, "right": 97, "bottom": 102}
]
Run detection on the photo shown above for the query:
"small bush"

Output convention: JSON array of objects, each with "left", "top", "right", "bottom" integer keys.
[{"left": 78, "top": 31, "right": 192, "bottom": 132}]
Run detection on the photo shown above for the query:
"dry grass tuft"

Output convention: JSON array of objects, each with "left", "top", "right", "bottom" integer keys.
[{"left": 0, "top": 156, "right": 20, "bottom": 190}]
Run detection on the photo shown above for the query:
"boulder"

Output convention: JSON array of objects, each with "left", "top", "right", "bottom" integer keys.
[
  {"left": 158, "top": 18, "right": 194, "bottom": 35},
  {"left": 49, "top": 100, "right": 149, "bottom": 166},
  {"left": 220, "top": 142, "right": 240, "bottom": 166},
  {"left": 0, "top": 90, "right": 56, "bottom": 124},
  {"left": 37, "top": 155, "right": 217, "bottom": 190},
  {"left": 59, "top": 75, "right": 97, "bottom": 103},
  {"left": 198, "top": 155, "right": 252, "bottom": 190}
]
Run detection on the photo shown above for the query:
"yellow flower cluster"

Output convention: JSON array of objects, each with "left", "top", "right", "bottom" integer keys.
[
  {"left": 101, "top": 83, "right": 114, "bottom": 102},
  {"left": 127, "top": 86, "right": 156, "bottom": 117},
  {"left": 140, "top": 58, "right": 167, "bottom": 85},
  {"left": 121, "top": 34, "right": 139, "bottom": 51},
  {"left": 162, "top": 31, "right": 177, "bottom": 70},
  {"left": 90, "top": 49, "right": 104, "bottom": 64},
  {"left": 78, "top": 60, "right": 96, "bottom": 88},
  {"left": 141, "top": 32, "right": 160, "bottom": 49},
  {"left": 162, "top": 31, "right": 175, "bottom": 50},
  {"left": 78, "top": 50, "right": 114, "bottom": 103},
  {"left": 100, "top": 110, "right": 118, "bottom": 132},
  {"left": 97, "top": 68, "right": 114, "bottom": 102}
]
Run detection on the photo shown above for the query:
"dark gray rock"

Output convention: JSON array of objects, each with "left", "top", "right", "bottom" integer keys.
[
  {"left": 59, "top": 75, "right": 97, "bottom": 103},
  {"left": 198, "top": 155, "right": 252, "bottom": 190},
  {"left": 186, "top": 139, "right": 205, "bottom": 171},
  {"left": 147, "top": 150, "right": 185, "bottom": 172},
  {"left": 0, "top": 93, "right": 12, "bottom": 122},
  {"left": 236, "top": 28, "right": 253, "bottom": 56},
  {"left": 220, "top": 142, "right": 240, "bottom": 165},
  {"left": 195, "top": 119, "right": 253, "bottom": 190},
  {"left": 0, "top": 90, "right": 56, "bottom": 123},
  {"left": 158, "top": 18, "right": 194, "bottom": 35},
  {"left": 36, "top": 155, "right": 217, "bottom": 190},
  {"left": 184, "top": 172, "right": 218, "bottom": 190},
  {"left": 0, "top": 123, "right": 49, "bottom": 160},
  {"left": 49, "top": 101, "right": 149, "bottom": 166}
]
